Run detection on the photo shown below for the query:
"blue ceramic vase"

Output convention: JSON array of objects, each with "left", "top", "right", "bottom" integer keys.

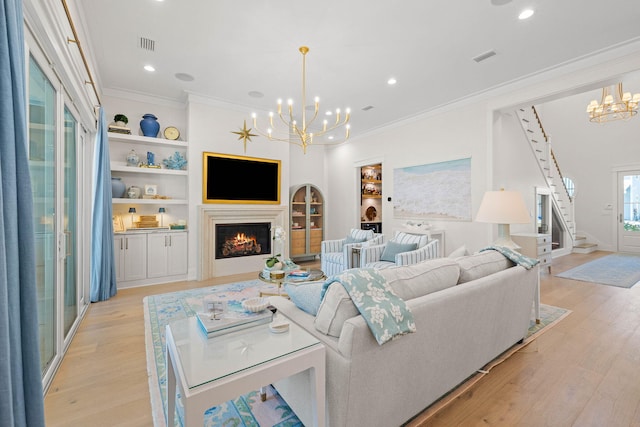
[
  {"left": 111, "top": 177, "right": 126, "bottom": 198},
  {"left": 140, "top": 113, "right": 160, "bottom": 137}
]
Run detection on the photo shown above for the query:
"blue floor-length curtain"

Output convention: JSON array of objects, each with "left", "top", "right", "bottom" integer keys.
[
  {"left": 90, "top": 107, "right": 117, "bottom": 302},
  {"left": 0, "top": 0, "right": 46, "bottom": 425}
]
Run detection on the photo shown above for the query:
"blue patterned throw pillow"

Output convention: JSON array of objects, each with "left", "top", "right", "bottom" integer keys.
[{"left": 283, "top": 281, "right": 324, "bottom": 315}]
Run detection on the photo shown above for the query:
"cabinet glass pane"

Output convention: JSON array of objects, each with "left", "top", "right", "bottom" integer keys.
[
  {"left": 29, "top": 55, "right": 57, "bottom": 373},
  {"left": 63, "top": 107, "right": 78, "bottom": 337}
]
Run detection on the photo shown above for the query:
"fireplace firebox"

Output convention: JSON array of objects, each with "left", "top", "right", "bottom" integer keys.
[{"left": 215, "top": 222, "right": 271, "bottom": 259}]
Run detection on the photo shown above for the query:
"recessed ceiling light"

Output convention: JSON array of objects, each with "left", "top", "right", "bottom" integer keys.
[
  {"left": 144, "top": 64, "right": 156, "bottom": 72},
  {"left": 518, "top": 9, "right": 534, "bottom": 20},
  {"left": 175, "top": 72, "right": 194, "bottom": 82},
  {"left": 387, "top": 77, "right": 397, "bottom": 85},
  {"left": 325, "top": 111, "right": 333, "bottom": 116}
]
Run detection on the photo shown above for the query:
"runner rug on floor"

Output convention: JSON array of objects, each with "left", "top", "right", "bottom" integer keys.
[
  {"left": 143, "top": 279, "right": 570, "bottom": 427},
  {"left": 555, "top": 253, "right": 640, "bottom": 288}
]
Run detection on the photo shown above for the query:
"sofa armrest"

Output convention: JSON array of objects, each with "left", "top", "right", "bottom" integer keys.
[
  {"left": 321, "top": 238, "right": 346, "bottom": 254},
  {"left": 359, "top": 243, "right": 386, "bottom": 265},
  {"left": 395, "top": 239, "right": 440, "bottom": 266}
]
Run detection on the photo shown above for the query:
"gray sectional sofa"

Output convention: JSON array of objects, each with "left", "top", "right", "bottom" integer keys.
[{"left": 270, "top": 250, "right": 539, "bottom": 427}]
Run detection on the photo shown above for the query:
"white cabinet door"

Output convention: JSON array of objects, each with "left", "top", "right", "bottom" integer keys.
[
  {"left": 147, "top": 233, "right": 169, "bottom": 278},
  {"left": 147, "top": 232, "right": 188, "bottom": 278},
  {"left": 123, "top": 234, "right": 147, "bottom": 281},
  {"left": 167, "top": 232, "right": 188, "bottom": 275},
  {"left": 114, "top": 235, "right": 125, "bottom": 282}
]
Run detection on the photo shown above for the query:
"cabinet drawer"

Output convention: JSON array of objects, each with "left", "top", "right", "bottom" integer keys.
[
  {"left": 291, "top": 239, "right": 306, "bottom": 249},
  {"left": 539, "top": 254, "right": 551, "bottom": 266},
  {"left": 537, "top": 244, "right": 552, "bottom": 256},
  {"left": 536, "top": 235, "right": 551, "bottom": 245},
  {"left": 291, "top": 246, "right": 306, "bottom": 255}
]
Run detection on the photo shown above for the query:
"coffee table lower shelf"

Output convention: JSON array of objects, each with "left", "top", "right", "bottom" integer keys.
[{"left": 165, "top": 316, "right": 326, "bottom": 426}]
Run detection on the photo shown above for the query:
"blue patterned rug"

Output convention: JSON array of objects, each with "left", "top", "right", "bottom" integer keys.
[
  {"left": 556, "top": 253, "right": 640, "bottom": 288},
  {"left": 143, "top": 279, "right": 303, "bottom": 427}
]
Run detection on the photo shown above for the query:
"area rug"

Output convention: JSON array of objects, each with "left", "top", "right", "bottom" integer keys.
[
  {"left": 555, "top": 253, "right": 640, "bottom": 288},
  {"left": 144, "top": 280, "right": 570, "bottom": 427},
  {"left": 143, "top": 279, "right": 303, "bottom": 427}
]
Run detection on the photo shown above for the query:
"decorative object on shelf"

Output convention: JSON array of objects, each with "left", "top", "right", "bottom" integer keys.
[
  {"left": 109, "top": 114, "right": 131, "bottom": 134},
  {"left": 128, "top": 207, "right": 136, "bottom": 226},
  {"left": 112, "top": 215, "right": 124, "bottom": 232},
  {"left": 475, "top": 188, "right": 530, "bottom": 250},
  {"left": 126, "top": 149, "right": 139, "bottom": 166},
  {"left": 134, "top": 215, "right": 159, "bottom": 228},
  {"left": 244, "top": 46, "right": 351, "bottom": 154},
  {"left": 162, "top": 151, "right": 188, "bottom": 170},
  {"left": 158, "top": 207, "right": 166, "bottom": 226},
  {"left": 114, "top": 114, "right": 128, "bottom": 126},
  {"left": 403, "top": 219, "right": 431, "bottom": 230},
  {"left": 586, "top": 82, "right": 640, "bottom": 123},
  {"left": 127, "top": 185, "right": 142, "bottom": 199},
  {"left": 144, "top": 184, "right": 158, "bottom": 196},
  {"left": 111, "top": 177, "right": 126, "bottom": 198},
  {"left": 147, "top": 151, "right": 155, "bottom": 166},
  {"left": 365, "top": 206, "right": 377, "bottom": 221},
  {"left": 140, "top": 113, "right": 160, "bottom": 137},
  {"left": 163, "top": 126, "right": 180, "bottom": 140},
  {"left": 169, "top": 223, "right": 186, "bottom": 230},
  {"left": 231, "top": 119, "right": 258, "bottom": 153}
]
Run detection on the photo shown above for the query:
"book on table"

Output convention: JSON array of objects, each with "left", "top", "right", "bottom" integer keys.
[{"left": 196, "top": 302, "right": 273, "bottom": 338}]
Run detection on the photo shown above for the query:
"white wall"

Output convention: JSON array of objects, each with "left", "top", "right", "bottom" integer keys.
[{"left": 325, "top": 102, "right": 493, "bottom": 255}]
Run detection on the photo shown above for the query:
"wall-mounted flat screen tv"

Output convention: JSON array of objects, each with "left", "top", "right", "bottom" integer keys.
[{"left": 203, "top": 152, "right": 281, "bottom": 204}]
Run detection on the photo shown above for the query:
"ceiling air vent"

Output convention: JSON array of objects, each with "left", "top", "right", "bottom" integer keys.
[
  {"left": 362, "top": 105, "right": 374, "bottom": 111},
  {"left": 473, "top": 50, "right": 497, "bottom": 63},
  {"left": 139, "top": 37, "right": 156, "bottom": 52}
]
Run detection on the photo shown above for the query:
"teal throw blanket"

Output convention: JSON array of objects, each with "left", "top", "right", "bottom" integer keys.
[
  {"left": 321, "top": 268, "right": 416, "bottom": 345},
  {"left": 480, "top": 245, "right": 540, "bottom": 270}
]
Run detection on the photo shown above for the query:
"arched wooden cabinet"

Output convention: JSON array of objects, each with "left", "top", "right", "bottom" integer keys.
[{"left": 290, "top": 184, "right": 324, "bottom": 260}]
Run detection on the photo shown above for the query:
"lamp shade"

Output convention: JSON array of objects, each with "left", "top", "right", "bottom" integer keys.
[
  {"left": 128, "top": 207, "right": 136, "bottom": 214},
  {"left": 158, "top": 207, "right": 166, "bottom": 213},
  {"left": 475, "top": 190, "right": 530, "bottom": 224}
]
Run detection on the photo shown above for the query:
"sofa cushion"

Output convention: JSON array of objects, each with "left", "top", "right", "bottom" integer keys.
[
  {"left": 314, "top": 282, "right": 359, "bottom": 337},
  {"left": 283, "top": 281, "right": 324, "bottom": 316},
  {"left": 378, "top": 258, "right": 460, "bottom": 300},
  {"left": 456, "top": 250, "right": 514, "bottom": 284},
  {"left": 380, "top": 241, "right": 418, "bottom": 262}
]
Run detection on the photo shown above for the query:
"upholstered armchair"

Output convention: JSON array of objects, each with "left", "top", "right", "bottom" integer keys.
[
  {"left": 360, "top": 231, "right": 440, "bottom": 270},
  {"left": 321, "top": 228, "right": 385, "bottom": 276}
]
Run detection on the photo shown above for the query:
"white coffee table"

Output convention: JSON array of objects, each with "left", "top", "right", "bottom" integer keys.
[{"left": 165, "top": 314, "right": 326, "bottom": 426}]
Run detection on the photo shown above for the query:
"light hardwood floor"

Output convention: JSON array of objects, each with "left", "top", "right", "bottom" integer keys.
[{"left": 44, "top": 252, "right": 640, "bottom": 426}]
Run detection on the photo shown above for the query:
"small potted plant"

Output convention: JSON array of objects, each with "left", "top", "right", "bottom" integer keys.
[
  {"left": 264, "top": 253, "right": 282, "bottom": 270},
  {"left": 114, "top": 114, "right": 129, "bottom": 127}
]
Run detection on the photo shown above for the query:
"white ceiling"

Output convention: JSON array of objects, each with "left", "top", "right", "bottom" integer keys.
[{"left": 77, "top": 0, "right": 640, "bottom": 139}]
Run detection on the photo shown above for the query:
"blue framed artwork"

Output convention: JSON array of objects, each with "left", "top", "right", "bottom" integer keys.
[{"left": 393, "top": 157, "right": 471, "bottom": 221}]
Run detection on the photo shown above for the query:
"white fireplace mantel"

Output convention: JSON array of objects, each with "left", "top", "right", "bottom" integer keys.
[{"left": 198, "top": 205, "right": 288, "bottom": 279}]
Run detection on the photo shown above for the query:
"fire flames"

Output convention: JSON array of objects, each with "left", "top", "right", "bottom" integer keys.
[{"left": 221, "top": 232, "right": 262, "bottom": 257}]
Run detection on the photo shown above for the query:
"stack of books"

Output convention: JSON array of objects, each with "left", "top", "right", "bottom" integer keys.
[{"left": 196, "top": 302, "right": 273, "bottom": 338}]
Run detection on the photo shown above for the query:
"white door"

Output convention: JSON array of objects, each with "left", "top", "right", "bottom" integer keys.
[{"left": 618, "top": 171, "right": 640, "bottom": 253}]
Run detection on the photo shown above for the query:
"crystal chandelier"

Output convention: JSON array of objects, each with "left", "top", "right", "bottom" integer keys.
[
  {"left": 586, "top": 83, "right": 640, "bottom": 123},
  {"left": 249, "top": 46, "right": 351, "bottom": 154}
]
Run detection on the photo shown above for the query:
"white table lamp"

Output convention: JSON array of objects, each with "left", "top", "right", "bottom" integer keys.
[{"left": 476, "top": 189, "right": 530, "bottom": 249}]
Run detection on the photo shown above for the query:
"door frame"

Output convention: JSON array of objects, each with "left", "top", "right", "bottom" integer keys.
[{"left": 613, "top": 165, "right": 640, "bottom": 253}]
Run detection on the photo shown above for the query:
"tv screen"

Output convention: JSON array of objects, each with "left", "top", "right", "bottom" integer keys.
[{"left": 203, "top": 152, "right": 281, "bottom": 204}]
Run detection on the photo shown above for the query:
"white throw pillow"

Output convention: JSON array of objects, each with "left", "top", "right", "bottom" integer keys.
[
  {"left": 448, "top": 245, "right": 469, "bottom": 258},
  {"left": 378, "top": 258, "right": 460, "bottom": 300},
  {"left": 314, "top": 283, "right": 359, "bottom": 337},
  {"left": 456, "top": 250, "right": 514, "bottom": 284}
]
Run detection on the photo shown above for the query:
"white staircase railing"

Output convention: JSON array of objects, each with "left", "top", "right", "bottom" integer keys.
[{"left": 515, "top": 106, "right": 576, "bottom": 245}]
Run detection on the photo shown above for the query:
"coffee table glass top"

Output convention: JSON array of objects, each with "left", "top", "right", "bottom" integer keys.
[
  {"left": 168, "top": 316, "right": 320, "bottom": 389},
  {"left": 258, "top": 268, "right": 326, "bottom": 284}
]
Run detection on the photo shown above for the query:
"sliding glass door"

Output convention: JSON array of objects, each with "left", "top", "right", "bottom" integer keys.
[
  {"left": 29, "top": 55, "right": 57, "bottom": 373},
  {"left": 28, "top": 50, "right": 86, "bottom": 389}
]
